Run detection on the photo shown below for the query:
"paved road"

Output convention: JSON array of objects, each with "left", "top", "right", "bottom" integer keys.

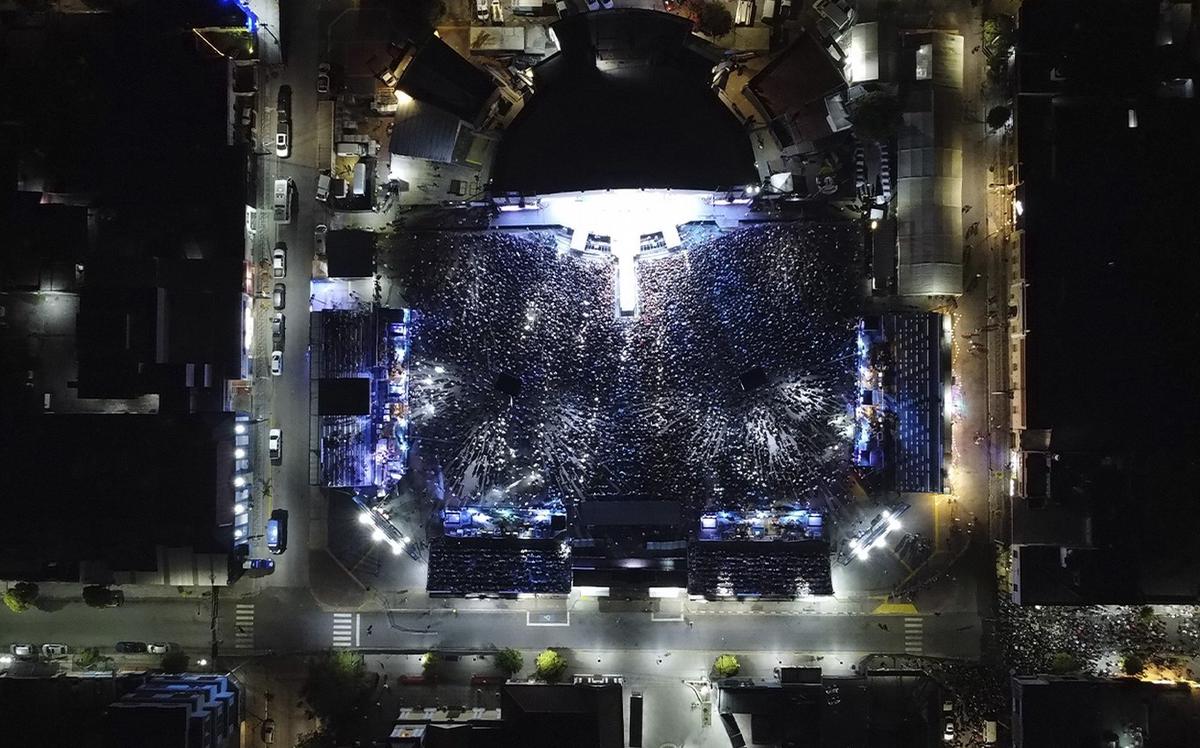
[
  {"left": 0, "top": 599, "right": 215, "bottom": 651},
  {"left": 253, "top": 0, "right": 327, "bottom": 593}
]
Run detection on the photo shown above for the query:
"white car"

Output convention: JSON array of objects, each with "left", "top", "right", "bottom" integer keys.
[
  {"left": 10, "top": 643, "right": 34, "bottom": 657},
  {"left": 272, "top": 243, "right": 287, "bottom": 278},
  {"left": 316, "top": 172, "right": 331, "bottom": 202},
  {"left": 270, "top": 350, "right": 283, "bottom": 376},
  {"left": 735, "top": 0, "right": 753, "bottom": 25},
  {"left": 314, "top": 224, "right": 328, "bottom": 254},
  {"left": 272, "top": 313, "right": 285, "bottom": 338},
  {"left": 275, "top": 122, "right": 290, "bottom": 158},
  {"left": 475, "top": 0, "right": 489, "bottom": 21},
  {"left": 147, "top": 643, "right": 171, "bottom": 655},
  {"left": 41, "top": 643, "right": 69, "bottom": 658},
  {"left": 268, "top": 428, "right": 282, "bottom": 461}
]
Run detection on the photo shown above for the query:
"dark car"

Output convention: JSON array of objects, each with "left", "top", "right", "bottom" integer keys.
[
  {"left": 266, "top": 509, "right": 288, "bottom": 555},
  {"left": 276, "top": 85, "right": 291, "bottom": 120},
  {"left": 317, "top": 63, "right": 331, "bottom": 95},
  {"left": 115, "top": 641, "right": 147, "bottom": 653}
]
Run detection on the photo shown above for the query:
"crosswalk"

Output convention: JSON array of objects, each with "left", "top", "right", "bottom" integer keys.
[
  {"left": 332, "top": 612, "right": 355, "bottom": 648},
  {"left": 234, "top": 603, "right": 255, "bottom": 650},
  {"left": 903, "top": 617, "right": 923, "bottom": 655}
]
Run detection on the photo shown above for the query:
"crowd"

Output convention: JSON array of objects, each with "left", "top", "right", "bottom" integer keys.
[{"left": 393, "top": 223, "right": 861, "bottom": 514}]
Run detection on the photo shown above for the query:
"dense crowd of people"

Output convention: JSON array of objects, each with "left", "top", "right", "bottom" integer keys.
[{"left": 392, "top": 223, "right": 861, "bottom": 513}]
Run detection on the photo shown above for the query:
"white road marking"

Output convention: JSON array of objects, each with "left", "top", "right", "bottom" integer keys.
[
  {"left": 234, "top": 603, "right": 255, "bottom": 650},
  {"left": 903, "top": 617, "right": 923, "bottom": 655},
  {"left": 332, "top": 612, "right": 354, "bottom": 647},
  {"left": 526, "top": 610, "right": 571, "bottom": 627}
]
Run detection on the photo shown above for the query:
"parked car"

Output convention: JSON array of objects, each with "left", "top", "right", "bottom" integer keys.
[
  {"left": 942, "top": 715, "right": 955, "bottom": 742},
  {"left": 585, "top": 0, "right": 599, "bottom": 9},
  {"left": 266, "top": 509, "right": 289, "bottom": 555},
  {"left": 276, "top": 85, "right": 291, "bottom": 117},
  {"left": 314, "top": 224, "right": 328, "bottom": 254},
  {"left": 271, "top": 313, "right": 285, "bottom": 338},
  {"left": 272, "top": 243, "right": 287, "bottom": 278},
  {"left": 316, "top": 62, "right": 330, "bottom": 94},
  {"left": 475, "top": 0, "right": 490, "bottom": 21},
  {"left": 600, "top": 0, "right": 614, "bottom": 7},
  {"left": 268, "top": 428, "right": 282, "bottom": 461},
  {"left": 813, "top": 0, "right": 855, "bottom": 31},
  {"left": 147, "top": 643, "right": 171, "bottom": 655},
  {"left": 41, "top": 643, "right": 69, "bottom": 658},
  {"left": 261, "top": 718, "right": 276, "bottom": 744},
  {"left": 242, "top": 558, "right": 276, "bottom": 574},
  {"left": 10, "top": 644, "right": 35, "bottom": 657},
  {"left": 115, "top": 641, "right": 147, "bottom": 653},
  {"left": 275, "top": 121, "right": 290, "bottom": 158},
  {"left": 270, "top": 350, "right": 283, "bottom": 376},
  {"left": 316, "top": 171, "right": 331, "bottom": 202},
  {"left": 735, "top": 0, "right": 754, "bottom": 25},
  {"left": 272, "top": 283, "right": 285, "bottom": 310}
]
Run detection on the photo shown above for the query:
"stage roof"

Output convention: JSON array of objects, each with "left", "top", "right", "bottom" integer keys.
[
  {"left": 325, "top": 230, "right": 376, "bottom": 278},
  {"left": 491, "top": 9, "right": 756, "bottom": 193},
  {"left": 317, "top": 378, "right": 370, "bottom": 415}
]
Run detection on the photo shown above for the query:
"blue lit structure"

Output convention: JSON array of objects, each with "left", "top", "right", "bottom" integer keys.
[
  {"left": 442, "top": 501, "right": 567, "bottom": 540},
  {"left": 313, "top": 307, "right": 411, "bottom": 491},
  {"left": 698, "top": 508, "right": 824, "bottom": 542}
]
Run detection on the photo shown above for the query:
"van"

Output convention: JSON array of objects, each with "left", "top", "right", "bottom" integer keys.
[
  {"left": 273, "top": 178, "right": 292, "bottom": 223},
  {"left": 984, "top": 720, "right": 997, "bottom": 745},
  {"left": 352, "top": 161, "right": 368, "bottom": 196},
  {"left": 336, "top": 141, "right": 368, "bottom": 157}
]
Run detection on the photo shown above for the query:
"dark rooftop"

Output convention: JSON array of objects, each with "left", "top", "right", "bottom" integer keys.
[
  {"left": 491, "top": 9, "right": 756, "bottom": 193},
  {"left": 501, "top": 683, "right": 623, "bottom": 748},
  {"left": 1012, "top": 674, "right": 1200, "bottom": 748},
  {"left": 0, "top": 413, "right": 233, "bottom": 582},
  {"left": 326, "top": 230, "right": 377, "bottom": 278}
]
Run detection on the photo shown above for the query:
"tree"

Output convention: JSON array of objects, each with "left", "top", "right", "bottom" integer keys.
[
  {"left": 296, "top": 731, "right": 337, "bottom": 748},
  {"left": 82, "top": 585, "right": 121, "bottom": 608},
  {"left": 1122, "top": 654, "right": 1145, "bottom": 676},
  {"left": 495, "top": 648, "right": 524, "bottom": 677},
  {"left": 421, "top": 651, "right": 440, "bottom": 675},
  {"left": 301, "top": 651, "right": 371, "bottom": 737},
  {"left": 74, "top": 647, "right": 112, "bottom": 671},
  {"left": 847, "top": 91, "right": 903, "bottom": 143},
  {"left": 713, "top": 653, "right": 741, "bottom": 678},
  {"left": 1048, "top": 652, "right": 1080, "bottom": 674},
  {"left": 161, "top": 651, "right": 190, "bottom": 674},
  {"left": 3, "top": 582, "right": 39, "bottom": 613},
  {"left": 985, "top": 105, "right": 1011, "bottom": 131},
  {"left": 534, "top": 649, "right": 568, "bottom": 682},
  {"left": 694, "top": 0, "right": 734, "bottom": 38}
]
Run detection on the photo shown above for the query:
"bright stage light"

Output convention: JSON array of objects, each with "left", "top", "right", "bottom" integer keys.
[
  {"left": 358, "top": 512, "right": 373, "bottom": 525},
  {"left": 371, "top": 528, "right": 386, "bottom": 542}
]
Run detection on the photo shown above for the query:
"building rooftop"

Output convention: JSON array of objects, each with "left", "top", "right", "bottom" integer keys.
[
  {"left": 1012, "top": 674, "right": 1200, "bottom": 748},
  {"left": 501, "top": 683, "right": 623, "bottom": 748},
  {"left": 491, "top": 9, "right": 756, "bottom": 194},
  {"left": 0, "top": 413, "right": 234, "bottom": 583}
]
